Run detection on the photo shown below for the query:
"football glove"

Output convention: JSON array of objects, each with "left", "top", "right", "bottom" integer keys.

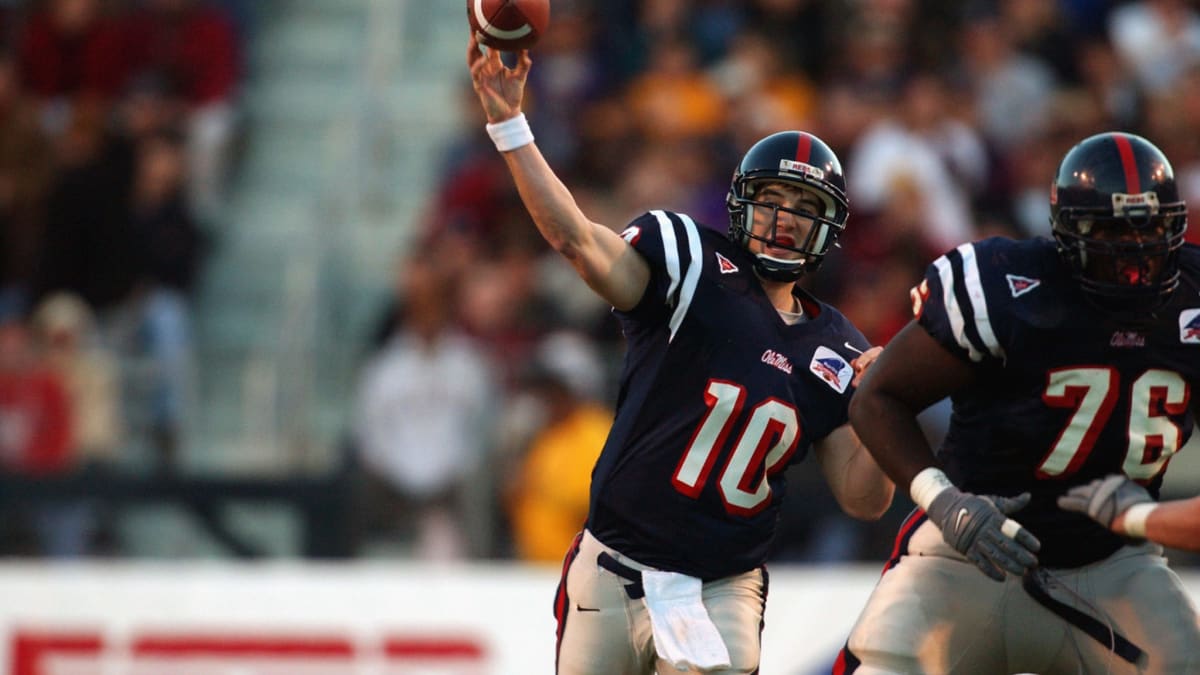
[
  {"left": 1057, "top": 474, "right": 1153, "bottom": 529},
  {"left": 927, "top": 488, "right": 1041, "bottom": 581}
]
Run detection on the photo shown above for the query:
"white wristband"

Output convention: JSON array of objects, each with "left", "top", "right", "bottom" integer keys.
[
  {"left": 1122, "top": 503, "right": 1158, "bottom": 538},
  {"left": 486, "top": 113, "right": 534, "bottom": 152},
  {"left": 910, "top": 467, "right": 954, "bottom": 511}
]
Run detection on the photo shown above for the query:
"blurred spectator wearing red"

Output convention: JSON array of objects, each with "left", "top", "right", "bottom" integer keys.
[
  {"left": 0, "top": 297, "right": 70, "bottom": 476},
  {"left": 123, "top": 0, "right": 241, "bottom": 222},
  {"left": 16, "top": 0, "right": 127, "bottom": 133}
]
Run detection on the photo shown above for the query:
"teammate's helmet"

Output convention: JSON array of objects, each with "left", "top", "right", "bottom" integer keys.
[
  {"left": 1051, "top": 132, "right": 1188, "bottom": 304},
  {"left": 726, "top": 131, "right": 849, "bottom": 281}
]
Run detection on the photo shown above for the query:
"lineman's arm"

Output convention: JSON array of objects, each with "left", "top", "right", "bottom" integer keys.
[
  {"left": 851, "top": 321, "right": 1040, "bottom": 580},
  {"left": 848, "top": 322, "right": 971, "bottom": 489},
  {"left": 466, "top": 34, "right": 648, "bottom": 311}
]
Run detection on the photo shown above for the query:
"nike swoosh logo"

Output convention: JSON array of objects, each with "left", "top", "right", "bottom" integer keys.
[
  {"left": 576, "top": 605, "right": 600, "bottom": 612},
  {"left": 955, "top": 508, "right": 969, "bottom": 533},
  {"left": 844, "top": 342, "right": 864, "bottom": 355}
]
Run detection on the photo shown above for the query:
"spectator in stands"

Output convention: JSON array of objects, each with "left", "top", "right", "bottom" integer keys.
[
  {"left": 34, "top": 99, "right": 136, "bottom": 312},
  {"left": 114, "top": 129, "right": 203, "bottom": 472},
  {"left": 28, "top": 291, "right": 119, "bottom": 555},
  {"left": 1108, "top": 0, "right": 1200, "bottom": 95},
  {"left": 956, "top": 7, "right": 1058, "bottom": 148},
  {"left": 743, "top": 0, "right": 833, "bottom": 80},
  {"left": 503, "top": 331, "right": 610, "bottom": 563},
  {"left": 0, "top": 51, "right": 53, "bottom": 293},
  {"left": 457, "top": 231, "right": 562, "bottom": 385},
  {"left": 15, "top": 0, "right": 127, "bottom": 134},
  {"left": 1000, "top": 0, "right": 1083, "bottom": 85},
  {"left": 0, "top": 292, "right": 88, "bottom": 557},
  {"left": 33, "top": 95, "right": 199, "bottom": 474},
  {"left": 0, "top": 294, "right": 69, "bottom": 475},
  {"left": 1074, "top": 38, "right": 1141, "bottom": 131},
  {"left": 624, "top": 36, "right": 726, "bottom": 143},
  {"left": 522, "top": 0, "right": 607, "bottom": 170},
  {"left": 352, "top": 249, "right": 498, "bottom": 560},
  {"left": 711, "top": 31, "right": 816, "bottom": 143},
  {"left": 123, "top": 0, "right": 241, "bottom": 222},
  {"left": 31, "top": 292, "right": 122, "bottom": 472},
  {"left": 847, "top": 71, "right": 984, "bottom": 254}
]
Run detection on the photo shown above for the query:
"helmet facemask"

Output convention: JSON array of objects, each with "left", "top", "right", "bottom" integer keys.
[
  {"left": 728, "top": 179, "right": 846, "bottom": 282},
  {"left": 1052, "top": 192, "right": 1187, "bottom": 305}
]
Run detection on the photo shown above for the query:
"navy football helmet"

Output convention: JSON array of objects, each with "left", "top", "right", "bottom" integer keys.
[
  {"left": 726, "top": 131, "right": 849, "bottom": 281},
  {"left": 1051, "top": 132, "right": 1188, "bottom": 304}
]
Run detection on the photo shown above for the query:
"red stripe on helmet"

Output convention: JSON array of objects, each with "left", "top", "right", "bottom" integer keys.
[
  {"left": 795, "top": 133, "right": 812, "bottom": 164},
  {"left": 1113, "top": 134, "right": 1141, "bottom": 194}
]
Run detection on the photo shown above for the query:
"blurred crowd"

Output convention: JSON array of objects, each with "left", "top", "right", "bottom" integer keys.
[
  {"left": 351, "top": 0, "right": 1200, "bottom": 566},
  {"left": 0, "top": 0, "right": 244, "bottom": 555},
  {"left": 4, "top": 0, "right": 1200, "bottom": 565}
]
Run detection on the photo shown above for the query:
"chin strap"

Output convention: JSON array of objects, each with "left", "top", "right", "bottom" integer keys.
[{"left": 753, "top": 256, "right": 807, "bottom": 282}]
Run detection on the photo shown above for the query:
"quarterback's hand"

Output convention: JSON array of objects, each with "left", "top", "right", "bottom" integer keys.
[
  {"left": 467, "top": 32, "right": 531, "bottom": 124},
  {"left": 1057, "top": 474, "right": 1153, "bottom": 535},
  {"left": 927, "top": 488, "right": 1041, "bottom": 581},
  {"left": 850, "top": 346, "right": 882, "bottom": 387}
]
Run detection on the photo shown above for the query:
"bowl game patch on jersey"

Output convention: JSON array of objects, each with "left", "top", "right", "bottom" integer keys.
[{"left": 809, "top": 346, "right": 852, "bottom": 393}]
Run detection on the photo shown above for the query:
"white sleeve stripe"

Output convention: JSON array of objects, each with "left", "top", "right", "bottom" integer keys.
[
  {"left": 933, "top": 255, "right": 983, "bottom": 362},
  {"left": 955, "top": 243, "right": 1005, "bottom": 360},
  {"left": 652, "top": 210, "right": 682, "bottom": 305},
  {"left": 669, "top": 213, "right": 704, "bottom": 343}
]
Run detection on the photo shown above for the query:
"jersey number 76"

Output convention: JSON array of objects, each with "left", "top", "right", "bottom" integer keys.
[{"left": 1040, "top": 367, "right": 1189, "bottom": 481}]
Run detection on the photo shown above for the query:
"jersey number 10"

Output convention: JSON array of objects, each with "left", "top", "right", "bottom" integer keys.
[{"left": 671, "top": 380, "right": 801, "bottom": 516}]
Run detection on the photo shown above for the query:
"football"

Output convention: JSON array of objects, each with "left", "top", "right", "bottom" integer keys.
[{"left": 467, "top": 0, "right": 549, "bottom": 51}]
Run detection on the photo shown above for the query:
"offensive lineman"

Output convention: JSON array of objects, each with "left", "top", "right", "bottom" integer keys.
[{"left": 837, "top": 132, "right": 1200, "bottom": 674}]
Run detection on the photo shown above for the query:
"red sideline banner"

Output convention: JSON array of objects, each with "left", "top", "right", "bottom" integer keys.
[{"left": 0, "top": 563, "right": 1196, "bottom": 674}]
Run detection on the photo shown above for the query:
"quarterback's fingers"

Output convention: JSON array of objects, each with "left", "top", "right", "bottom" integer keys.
[
  {"left": 850, "top": 346, "right": 881, "bottom": 372},
  {"left": 467, "top": 32, "right": 480, "bottom": 64},
  {"left": 516, "top": 49, "right": 532, "bottom": 75},
  {"left": 485, "top": 43, "right": 503, "bottom": 68},
  {"left": 850, "top": 347, "right": 880, "bottom": 386}
]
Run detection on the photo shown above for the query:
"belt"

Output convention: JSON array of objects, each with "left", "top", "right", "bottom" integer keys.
[
  {"left": 598, "top": 552, "right": 645, "bottom": 599},
  {"left": 1023, "top": 569, "right": 1144, "bottom": 665}
]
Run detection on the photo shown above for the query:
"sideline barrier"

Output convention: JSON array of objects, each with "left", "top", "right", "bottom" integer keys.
[{"left": 0, "top": 562, "right": 1196, "bottom": 674}]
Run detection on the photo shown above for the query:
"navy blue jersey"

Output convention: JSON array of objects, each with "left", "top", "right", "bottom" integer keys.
[
  {"left": 916, "top": 236, "right": 1200, "bottom": 567},
  {"left": 585, "top": 210, "right": 870, "bottom": 580}
]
